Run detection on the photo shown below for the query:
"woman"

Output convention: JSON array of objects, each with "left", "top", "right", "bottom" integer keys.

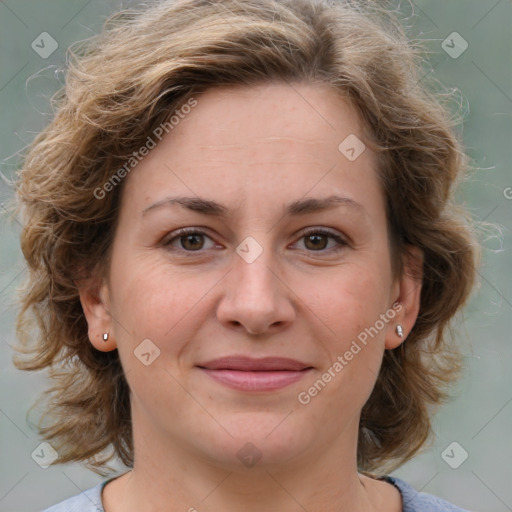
[{"left": 14, "top": 0, "right": 478, "bottom": 510}]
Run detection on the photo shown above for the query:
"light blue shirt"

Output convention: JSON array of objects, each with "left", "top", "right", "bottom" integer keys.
[{"left": 41, "top": 475, "right": 472, "bottom": 511}]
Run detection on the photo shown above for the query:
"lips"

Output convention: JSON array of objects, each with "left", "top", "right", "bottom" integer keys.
[
  {"left": 198, "top": 356, "right": 312, "bottom": 371},
  {"left": 197, "top": 356, "right": 313, "bottom": 392}
]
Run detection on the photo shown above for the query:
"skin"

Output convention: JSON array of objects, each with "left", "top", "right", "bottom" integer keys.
[{"left": 79, "top": 81, "right": 422, "bottom": 512}]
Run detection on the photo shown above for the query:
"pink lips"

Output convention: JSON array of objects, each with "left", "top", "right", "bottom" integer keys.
[{"left": 197, "top": 356, "right": 313, "bottom": 392}]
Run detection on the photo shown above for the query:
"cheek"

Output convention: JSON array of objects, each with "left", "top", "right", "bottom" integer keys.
[
  {"left": 297, "top": 264, "right": 391, "bottom": 403},
  {"left": 297, "top": 321, "right": 385, "bottom": 423},
  {"left": 108, "top": 256, "right": 198, "bottom": 348},
  {"left": 304, "top": 265, "right": 392, "bottom": 342}
]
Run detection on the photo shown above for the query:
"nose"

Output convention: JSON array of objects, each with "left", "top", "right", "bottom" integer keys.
[{"left": 216, "top": 243, "right": 295, "bottom": 336}]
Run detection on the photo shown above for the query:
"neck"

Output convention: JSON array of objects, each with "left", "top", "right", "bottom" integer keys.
[{"left": 103, "top": 417, "right": 396, "bottom": 512}]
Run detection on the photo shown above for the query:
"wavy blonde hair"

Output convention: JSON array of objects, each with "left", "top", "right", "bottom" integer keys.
[{"left": 14, "top": 0, "right": 478, "bottom": 476}]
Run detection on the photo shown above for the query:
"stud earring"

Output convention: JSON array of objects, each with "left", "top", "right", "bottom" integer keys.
[
  {"left": 395, "top": 325, "right": 404, "bottom": 338},
  {"left": 102, "top": 333, "right": 109, "bottom": 342}
]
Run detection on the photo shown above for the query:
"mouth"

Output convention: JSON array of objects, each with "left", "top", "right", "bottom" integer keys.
[{"left": 196, "top": 356, "right": 314, "bottom": 392}]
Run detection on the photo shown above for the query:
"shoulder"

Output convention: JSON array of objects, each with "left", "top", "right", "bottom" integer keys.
[
  {"left": 40, "top": 481, "right": 106, "bottom": 512},
  {"left": 385, "top": 476, "right": 473, "bottom": 512}
]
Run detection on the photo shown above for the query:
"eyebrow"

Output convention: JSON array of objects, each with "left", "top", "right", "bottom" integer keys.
[{"left": 142, "top": 194, "right": 366, "bottom": 218}]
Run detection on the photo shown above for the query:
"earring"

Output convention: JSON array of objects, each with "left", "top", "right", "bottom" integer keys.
[
  {"left": 395, "top": 325, "right": 404, "bottom": 338},
  {"left": 102, "top": 333, "right": 109, "bottom": 342}
]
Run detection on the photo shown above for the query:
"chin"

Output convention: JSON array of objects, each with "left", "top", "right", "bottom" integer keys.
[{"left": 195, "top": 412, "right": 312, "bottom": 470}]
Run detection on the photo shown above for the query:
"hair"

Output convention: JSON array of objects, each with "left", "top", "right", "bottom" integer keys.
[{"left": 13, "top": 0, "right": 478, "bottom": 477}]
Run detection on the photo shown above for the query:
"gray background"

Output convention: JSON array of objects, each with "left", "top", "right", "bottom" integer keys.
[{"left": 0, "top": 0, "right": 511, "bottom": 510}]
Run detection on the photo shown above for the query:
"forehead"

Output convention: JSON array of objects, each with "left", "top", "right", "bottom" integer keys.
[
  {"left": 170, "top": 82, "right": 365, "bottom": 155},
  {"left": 120, "top": 81, "right": 382, "bottom": 218}
]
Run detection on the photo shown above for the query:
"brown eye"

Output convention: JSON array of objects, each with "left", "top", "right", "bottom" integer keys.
[
  {"left": 296, "top": 229, "right": 347, "bottom": 253},
  {"left": 164, "top": 228, "right": 215, "bottom": 252},
  {"left": 304, "top": 233, "right": 329, "bottom": 251},
  {"left": 163, "top": 227, "right": 346, "bottom": 256},
  {"left": 180, "top": 233, "right": 205, "bottom": 251}
]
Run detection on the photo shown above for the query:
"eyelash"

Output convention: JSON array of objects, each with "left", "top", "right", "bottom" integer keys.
[{"left": 163, "top": 227, "right": 348, "bottom": 256}]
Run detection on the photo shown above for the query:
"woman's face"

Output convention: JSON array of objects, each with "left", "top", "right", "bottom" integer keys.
[{"left": 82, "top": 82, "right": 420, "bottom": 471}]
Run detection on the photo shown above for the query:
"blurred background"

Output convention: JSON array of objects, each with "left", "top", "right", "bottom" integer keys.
[{"left": 0, "top": 0, "right": 511, "bottom": 510}]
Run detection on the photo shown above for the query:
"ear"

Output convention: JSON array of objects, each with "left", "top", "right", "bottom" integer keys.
[
  {"left": 77, "top": 273, "right": 117, "bottom": 352},
  {"left": 385, "top": 245, "right": 423, "bottom": 350}
]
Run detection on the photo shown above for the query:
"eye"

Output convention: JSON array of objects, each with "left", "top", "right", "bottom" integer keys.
[
  {"left": 294, "top": 228, "right": 347, "bottom": 253},
  {"left": 163, "top": 228, "right": 216, "bottom": 252},
  {"left": 163, "top": 227, "right": 348, "bottom": 255}
]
